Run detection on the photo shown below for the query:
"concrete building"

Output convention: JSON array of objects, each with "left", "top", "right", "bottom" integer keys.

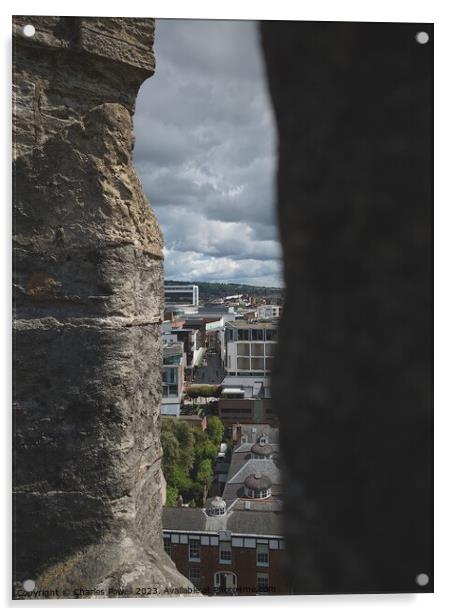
[
  {"left": 219, "top": 376, "right": 276, "bottom": 426},
  {"left": 161, "top": 342, "right": 185, "bottom": 417},
  {"left": 223, "top": 321, "right": 278, "bottom": 377},
  {"left": 256, "top": 305, "right": 282, "bottom": 320}
]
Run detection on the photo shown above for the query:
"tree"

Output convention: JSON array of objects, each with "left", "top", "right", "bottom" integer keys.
[
  {"left": 207, "top": 416, "right": 224, "bottom": 448},
  {"left": 193, "top": 430, "right": 218, "bottom": 466},
  {"left": 196, "top": 459, "right": 213, "bottom": 486},
  {"left": 160, "top": 429, "right": 180, "bottom": 478},
  {"left": 166, "top": 485, "right": 178, "bottom": 507},
  {"left": 172, "top": 420, "right": 195, "bottom": 472}
]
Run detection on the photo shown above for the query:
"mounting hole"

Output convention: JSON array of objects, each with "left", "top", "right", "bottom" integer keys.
[
  {"left": 415, "top": 573, "right": 430, "bottom": 587},
  {"left": 415, "top": 31, "right": 429, "bottom": 45},
  {"left": 22, "top": 24, "right": 36, "bottom": 37},
  {"left": 23, "top": 579, "right": 36, "bottom": 592}
]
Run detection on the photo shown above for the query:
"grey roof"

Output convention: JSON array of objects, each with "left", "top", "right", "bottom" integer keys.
[
  {"left": 251, "top": 442, "right": 273, "bottom": 456},
  {"left": 227, "top": 458, "right": 280, "bottom": 486},
  {"left": 221, "top": 377, "right": 271, "bottom": 400},
  {"left": 162, "top": 506, "right": 206, "bottom": 531},
  {"left": 234, "top": 443, "right": 280, "bottom": 454},
  {"left": 244, "top": 472, "right": 272, "bottom": 491},
  {"left": 162, "top": 506, "right": 283, "bottom": 537},
  {"left": 227, "top": 510, "right": 284, "bottom": 536}
]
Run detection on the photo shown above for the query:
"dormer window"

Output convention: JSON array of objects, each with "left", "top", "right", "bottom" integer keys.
[
  {"left": 206, "top": 496, "right": 227, "bottom": 516},
  {"left": 244, "top": 473, "right": 272, "bottom": 500}
]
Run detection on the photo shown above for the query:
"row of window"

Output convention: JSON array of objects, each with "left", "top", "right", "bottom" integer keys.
[
  {"left": 236, "top": 342, "right": 275, "bottom": 357},
  {"left": 236, "top": 357, "right": 273, "bottom": 371},
  {"left": 164, "top": 536, "right": 279, "bottom": 566},
  {"left": 164, "top": 533, "right": 284, "bottom": 550},
  {"left": 226, "top": 328, "right": 278, "bottom": 342},
  {"left": 188, "top": 570, "right": 271, "bottom": 594}
]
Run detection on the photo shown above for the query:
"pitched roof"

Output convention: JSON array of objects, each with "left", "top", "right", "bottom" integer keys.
[{"left": 162, "top": 506, "right": 283, "bottom": 537}]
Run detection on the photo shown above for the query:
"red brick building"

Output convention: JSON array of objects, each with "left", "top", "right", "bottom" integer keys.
[
  {"left": 162, "top": 505, "right": 287, "bottom": 595},
  {"left": 162, "top": 426, "right": 288, "bottom": 595}
]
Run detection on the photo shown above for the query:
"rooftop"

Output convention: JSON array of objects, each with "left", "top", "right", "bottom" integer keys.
[
  {"left": 226, "top": 321, "right": 277, "bottom": 329},
  {"left": 162, "top": 506, "right": 283, "bottom": 537}
]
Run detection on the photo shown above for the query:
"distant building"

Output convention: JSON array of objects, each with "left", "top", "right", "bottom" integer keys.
[
  {"left": 256, "top": 305, "right": 282, "bottom": 320},
  {"left": 165, "top": 284, "right": 199, "bottom": 309},
  {"left": 218, "top": 376, "right": 276, "bottom": 426},
  {"left": 162, "top": 426, "right": 287, "bottom": 595},
  {"left": 223, "top": 321, "right": 277, "bottom": 377},
  {"left": 171, "top": 327, "right": 204, "bottom": 376},
  {"left": 161, "top": 341, "right": 185, "bottom": 416}
]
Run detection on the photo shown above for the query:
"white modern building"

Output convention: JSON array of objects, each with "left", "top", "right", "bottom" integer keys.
[
  {"left": 223, "top": 322, "right": 277, "bottom": 377},
  {"left": 256, "top": 305, "right": 282, "bottom": 320},
  {"left": 164, "top": 284, "right": 199, "bottom": 309},
  {"left": 161, "top": 341, "right": 185, "bottom": 416}
]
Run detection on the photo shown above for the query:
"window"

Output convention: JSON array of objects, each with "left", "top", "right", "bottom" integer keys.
[
  {"left": 265, "top": 343, "right": 275, "bottom": 357},
  {"left": 265, "top": 329, "right": 277, "bottom": 342},
  {"left": 256, "top": 543, "right": 269, "bottom": 567},
  {"left": 265, "top": 357, "right": 273, "bottom": 372},
  {"left": 251, "top": 357, "right": 265, "bottom": 370},
  {"left": 219, "top": 541, "right": 232, "bottom": 564},
  {"left": 257, "top": 572, "right": 269, "bottom": 594},
  {"left": 246, "top": 487, "right": 271, "bottom": 499},
  {"left": 163, "top": 537, "right": 171, "bottom": 556},
  {"left": 238, "top": 329, "right": 250, "bottom": 341},
  {"left": 214, "top": 571, "right": 237, "bottom": 593},
  {"left": 189, "top": 538, "right": 200, "bottom": 561},
  {"left": 251, "top": 343, "right": 265, "bottom": 357},
  {"left": 237, "top": 342, "right": 250, "bottom": 356},
  {"left": 189, "top": 567, "right": 201, "bottom": 589},
  {"left": 237, "top": 357, "right": 250, "bottom": 370},
  {"left": 251, "top": 328, "right": 264, "bottom": 341}
]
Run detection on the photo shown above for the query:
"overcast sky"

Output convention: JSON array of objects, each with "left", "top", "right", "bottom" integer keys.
[{"left": 134, "top": 19, "right": 282, "bottom": 288}]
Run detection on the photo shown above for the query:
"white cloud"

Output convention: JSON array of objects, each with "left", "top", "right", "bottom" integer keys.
[{"left": 135, "top": 19, "right": 282, "bottom": 287}]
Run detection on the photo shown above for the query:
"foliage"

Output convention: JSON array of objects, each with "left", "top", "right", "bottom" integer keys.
[
  {"left": 166, "top": 485, "right": 178, "bottom": 507},
  {"left": 161, "top": 418, "right": 219, "bottom": 507},
  {"left": 185, "top": 384, "right": 222, "bottom": 399},
  {"left": 207, "top": 415, "right": 224, "bottom": 449},
  {"left": 196, "top": 459, "right": 213, "bottom": 486}
]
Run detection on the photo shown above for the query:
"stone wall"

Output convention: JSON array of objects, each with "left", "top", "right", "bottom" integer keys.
[
  {"left": 261, "top": 21, "right": 433, "bottom": 593},
  {"left": 13, "top": 16, "right": 190, "bottom": 597}
]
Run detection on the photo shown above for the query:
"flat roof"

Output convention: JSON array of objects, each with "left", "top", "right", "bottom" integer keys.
[{"left": 227, "top": 321, "right": 277, "bottom": 329}]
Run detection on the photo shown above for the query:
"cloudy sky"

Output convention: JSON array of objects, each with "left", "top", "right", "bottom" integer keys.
[{"left": 134, "top": 19, "right": 282, "bottom": 288}]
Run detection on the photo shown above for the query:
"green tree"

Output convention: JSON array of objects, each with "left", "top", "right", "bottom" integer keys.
[
  {"left": 207, "top": 416, "right": 224, "bottom": 448},
  {"left": 172, "top": 420, "right": 195, "bottom": 472},
  {"left": 196, "top": 459, "right": 213, "bottom": 487},
  {"left": 160, "top": 429, "right": 180, "bottom": 478},
  {"left": 165, "top": 485, "right": 178, "bottom": 507},
  {"left": 193, "top": 430, "right": 218, "bottom": 466},
  {"left": 167, "top": 465, "right": 193, "bottom": 494}
]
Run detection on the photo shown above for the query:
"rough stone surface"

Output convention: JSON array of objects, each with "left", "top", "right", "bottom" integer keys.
[
  {"left": 13, "top": 16, "right": 191, "bottom": 598},
  {"left": 261, "top": 21, "right": 433, "bottom": 594}
]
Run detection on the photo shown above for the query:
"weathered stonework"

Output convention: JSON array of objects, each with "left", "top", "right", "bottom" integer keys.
[
  {"left": 13, "top": 16, "right": 191, "bottom": 597},
  {"left": 261, "top": 22, "right": 433, "bottom": 593}
]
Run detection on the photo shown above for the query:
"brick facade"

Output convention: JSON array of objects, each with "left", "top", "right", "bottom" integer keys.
[{"left": 164, "top": 531, "right": 288, "bottom": 595}]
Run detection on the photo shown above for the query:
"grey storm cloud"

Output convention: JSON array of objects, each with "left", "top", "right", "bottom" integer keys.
[{"left": 134, "top": 19, "right": 282, "bottom": 287}]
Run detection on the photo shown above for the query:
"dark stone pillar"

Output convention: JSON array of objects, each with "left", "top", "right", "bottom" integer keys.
[
  {"left": 13, "top": 16, "right": 189, "bottom": 597},
  {"left": 261, "top": 21, "right": 433, "bottom": 593}
]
